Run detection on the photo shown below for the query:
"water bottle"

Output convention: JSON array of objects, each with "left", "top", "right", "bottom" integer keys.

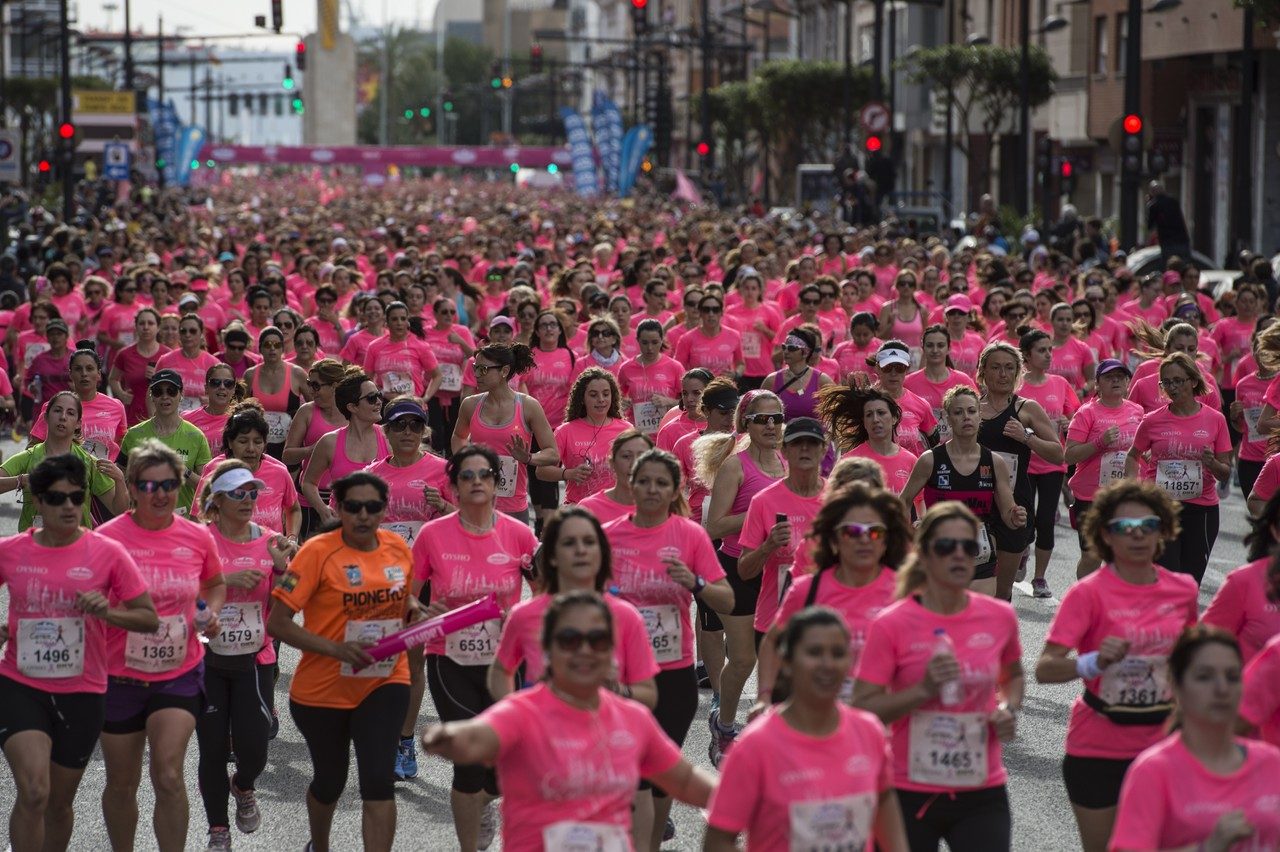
[
  {"left": 194, "top": 599, "right": 213, "bottom": 637},
  {"left": 932, "top": 628, "right": 961, "bottom": 706}
]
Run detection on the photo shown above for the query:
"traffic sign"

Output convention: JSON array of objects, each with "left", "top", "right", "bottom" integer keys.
[
  {"left": 103, "top": 142, "right": 132, "bottom": 181},
  {"left": 0, "top": 130, "right": 18, "bottom": 183},
  {"left": 859, "top": 101, "right": 890, "bottom": 135}
]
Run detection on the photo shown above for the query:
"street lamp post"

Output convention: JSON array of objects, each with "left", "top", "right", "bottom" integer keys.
[
  {"left": 1017, "top": 1, "right": 1067, "bottom": 216},
  {"left": 58, "top": 0, "right": 72, "bottom": 217},
  {"left": 1234, "top": 5, "right": 1255, "bottom": 253},
  {"left": 1120, "top": 0, "right": 1180, "bottom": 249}
]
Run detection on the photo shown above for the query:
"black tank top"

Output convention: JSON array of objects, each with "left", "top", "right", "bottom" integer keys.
[
  {"left": 922, "top": 443, "right": 997, "bottom": 522},
  {"left": 978, "top": 394, "right": 1033, "bottom": 508}
]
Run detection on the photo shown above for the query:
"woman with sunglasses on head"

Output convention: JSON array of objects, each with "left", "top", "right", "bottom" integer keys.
[
  {"left": 118, "top": 369, "right": 213, "bottom": 519},
  {"left": 183, "top": 363, "right": 240, "bottom": 454},
  {"left": 877, "top": 270, "right": 927, "bottom": 369},
  {"left": 242, "top": 327, "right": 308, "bottom": 460},
  {"left": 155, "top": 314, "right": 222, "bottom": 416},
  {"left": 267, "top": 471, "right": 422, "bottom": 852},
  {"left": 618, "top": 318, "right": 683, "bottom": 436},
  {"left": 194, "top": 459, "right": 298, "bottom": 852},
  {"left": 301, "top": 368, "right": 389, "bottom": 528},
  {"left": 709, "top": 607, "right": 910, "bottom": 852},
  {"left": 1109, "top": 626, "right": 1280, "bottom": 852},
  {"left": 1125, "top": 352, "right": 1232, "bottom": 585},
  {"left": 903, "top": 324, "right": 978, "bottom": 443},
  {"left": 1034, "top": 481, "right": 1197, "bottom": 852},
  {"left": 0, "top": 454, "right": 158, "bottom": 852},
  {"left": 423, "top": 590, "right": 714, "bottom": 851},
  {"left": 577, "top": 429, "right": 655, "bottom": 526},
  {"left": 539, "top": 366, "right": 635, "bottom": 506},
  {"left": 423, "top": 296, "right": 477, "bottom": 454},
  {"left": 286, "top": 324, "right": 325, "bottom": 374},
  {"left": 695, "top": 389, "right": 786, "bottom": 765},
  {"left": 410, "top": 445, "right": 537, "bottom": 852},
  {"left": 96, "top": 439, "right": 226, "bottom": 852},
  {"left": 762, "top": 325, "right": 834, "bottom": 421},
  {"left": 852, "top": 501, "right": 1023, "bottom": 852},
  {"left": 28, "top": 346, "right": 127, "bottom": 462}
]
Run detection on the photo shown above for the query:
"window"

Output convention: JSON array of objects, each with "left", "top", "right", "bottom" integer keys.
[
  {"left": 274, "top": 94, "right": 284, "bottom": 116},
  {"left": 229, "top": 93, "right": 238, "bottom": 117},
  {"left": 1094, "top": 15, "right": 1108, "bottom": 75},
  {"left": 1116, "top": 13, "right": 1128, "bottom": 74}
]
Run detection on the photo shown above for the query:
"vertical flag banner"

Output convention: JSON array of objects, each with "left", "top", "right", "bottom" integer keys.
[
  {"left": 559, "top": 107, "right": 599, "bottom": 197},
  {"left": 617, "top": 125, "right": 653, "bottom": 198},
  {"left": 147, "top": 97, "right": 181, "bottom": 185},
  {"left": 592, "top": 91, "right": 624, "bottom": 193},
  {"left": 174, "top": 126, "right": 206, "bottom": 187}
]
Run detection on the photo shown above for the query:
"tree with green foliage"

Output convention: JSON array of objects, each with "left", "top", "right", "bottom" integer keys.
[{"left": 1235, "top": 0, "right": 1280, "bottom": 27}]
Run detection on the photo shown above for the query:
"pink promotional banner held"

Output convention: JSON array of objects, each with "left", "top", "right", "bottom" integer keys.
[{"left": 356, "top": 594, "right": 502, "bottom": 670}]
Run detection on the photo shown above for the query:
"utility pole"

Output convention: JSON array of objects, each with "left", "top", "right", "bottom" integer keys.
[
  {"left": 59, "top": 0, "right": 73, "bottom": 217},
  {"left": 871, "top": 0, "right": 884, "bottom": 102},
  {"left": 942, "top": 0, "right": 954, "bottom": 209},
  {"left": 204, "top": 66, "right": 213, "bottom": 134},
  {"left": 501, "top": 0, "right": 512, "bottom": 137},
  {"left": 189, "top": 50, "right": 198, "bottom": 124},
  {"left": 1118, "top": 0, "right": 1141, "bottom": 249},
  {"left": 1234, "top": 5, "right": 1255, "bottom": 253},
  {"left": 1016, "top": 0, "right": 1030, "bottom": 215},
  {"left": 124, "top": 0, "right": 134, "bottom": 90},
  {"left": 157, "top": 15, "right": 165, "bottom": 189},
  {"left": 700, "top": 0, "right": 712, "bottom": 171}
]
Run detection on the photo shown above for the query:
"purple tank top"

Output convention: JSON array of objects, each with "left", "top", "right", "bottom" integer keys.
[
  {"left": 721, "top": 449, "right": 784, "bottom": 557},
  {"left": 774, "top": 368, "right": 821, "bottom": 420}
]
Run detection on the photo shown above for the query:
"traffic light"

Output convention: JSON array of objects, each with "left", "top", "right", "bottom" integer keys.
[
  {"left": 490, "top": 62, "right": 502, "bottom": 89},
  {"left": 530, "top": 44, "right": 543, "bottom": 74},
  {"left": 442, "top": 91, "right": 454, "bottom": 112},
  {"left": 632, "top": 0, "right": 649, "bottom": 35},
  {"left": 419, "top": 106, "right": 431, "bottom": 118},
  {"left": 546, "top": 163, "right": 559, "bottom": 174},
  {"left": 864, "top": 134, "right": 883, "bottom": 154},
  {"left": 403, "top": 108, "right": 414, "bottom": 120},
  {"left": 1059, "top": 158, "right": 1076, "bottom": 196},
  {"left": 695, "top": 140, "right": 710, "bottom": 157},
  {"left": 58, "top": 122, "right": 75, "bottom": 140},
  {"left": 270, "top": 0, "right": 283, "bottom": 33},
  {"left": 501, "top": 76, "right": 513, "bottom": 89},
  {"left": 295, "top": 41, "right": 306, "bottom": 72},
  {"left": 37, "top": 159, "right": 51, "bottom": 173},
  {"left": 291, "top": 95, "right": 304, "bottom": 114},
  {"left": 282, "top": 64, "right": 295, "bottom": 90},
  {"left": 1122, "top": 113, "right": 1144, "bottom": 174}
]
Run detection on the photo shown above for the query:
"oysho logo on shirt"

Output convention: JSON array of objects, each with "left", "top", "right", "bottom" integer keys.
[
  {"left": 966, "top": 632, "right": 995, "bottom": 649},
  {"left": 67, "top": 566, "right": 92, "bottom": 581},
  {"left": 845, "top": 755, "right": 872, "bottom": 776},
  {"left": 171, "top": 546, "right": 194, "bottom": 561}
]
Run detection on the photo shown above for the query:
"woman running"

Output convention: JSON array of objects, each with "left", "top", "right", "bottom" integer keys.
[
  {"left": 818, "top": 385, "right": 917, "bottom": 495},
  {"left": 28, "top": 347, "right": 127, "bottom": 461},
  {"left": 97, "top": 440, "right": 226, "bottom": 852},
  {"left": 118, "top": 369, "right": 214, "bottom": 518},
  {"left": 301, "top": 369, "right": 389, "bottom": 527},
  {"left": 904, "top": 324, "right": 978, "bottom": 441},
  {"left": 365, "top": 398, "right": 452, "bottom": 549},
  {"left": 617, "top": 319, "right": 683, "bottom": 436},
  {"left": 198, "top": 401, "right": 302, "bottom": 539},
  {"left": 854, "top": 501, "right": 1023, "bottom": 852},
  {"left": 183, "top": 363, "right": 239, "bottom": 453},
  {"left": 577, "top": 430, "right": 654, "bottom": 525},
  {"left": 861, "top": 341, "right": 937, "bottom": 458},
  {"left": 655, "top": 367, "right": 713, "bottom": 451},
  {"left": 242, "top": 326, "right": 308, "bottom": 460},
  {"left": 156, "top": 314, "right": 222, "bottom": 415},
  {"left": 1035, "top": 480, "right": 1198, "bottom": 852},
  {"left": 575, "top": 317, "right": 628, "bottom": 381},
  {"left": 363, "top": 301, "right": 442, "bottom": 402},
  {"left": 0, "top": 454, "right": 157, "bottom": 852},
  {"left": 1229, "top": 318, "right": 1277, "bottom": 499},
  {"left": 423, "top": 296, "right": 477, "bottom": 454},
  {"left": 539, "top": 367, "right": 635, "bottom": 506},
  {"left": 673, "top": 292, "right": 745, "bottom": 379},
  {"left": 724, "top": 269, "right": 783, "bottom": 390},
  {"left": 1202, "top": 490, "right": 1280, "bottom": 663},
  {"left": 763, "top": 325, "right": 833, "bottom": 421},
  {"left": 1241, "top": 628, "right": 1280, "bottom": 747},
  {"left": 1046, "top": 302, "right": 1097, "bottom": 398},
  {"left": 282, "top": 358, "right": 348, "bottom": 539},
  {"left": 421, "top": 590, "right": 715, "bottom": 851}
]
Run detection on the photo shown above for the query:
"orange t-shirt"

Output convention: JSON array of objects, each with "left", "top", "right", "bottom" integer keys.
[{"left": 273, "top": 528, "right": 414, "bottom": 709}]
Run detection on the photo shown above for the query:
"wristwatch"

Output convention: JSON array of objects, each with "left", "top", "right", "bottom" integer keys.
[{"left": 691, "top": 575, "right": 707, "bottom": 596}]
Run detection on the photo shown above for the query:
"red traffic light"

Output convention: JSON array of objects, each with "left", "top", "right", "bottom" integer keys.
[
  {"left": 1060, "top": 160, "right": 1073, "bottom": 177},
  {"left": 1122, "top": 114, "right": 1143, "bottom": 135},
  {"left": 695, "top": 141, "right": 710, "bottom": 157},
  {"left": 37, "top": 159, "right": 51, "bottom": 172},
  {"left": 632, "top": 0, "right": 648, "bottom": 7},
  {"left": 57, "top": 122, "right": 75, "bottom": 140},
  {"left": 296, "top": 42, "right": 306, "bottom": 56},
  {"left": 865, "top": 135, "right": 883, "bottom": 153}
]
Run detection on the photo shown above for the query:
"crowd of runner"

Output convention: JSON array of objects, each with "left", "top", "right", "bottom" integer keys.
[{"left": 0, "top": 176, "right": 1278, "bottom": 851}]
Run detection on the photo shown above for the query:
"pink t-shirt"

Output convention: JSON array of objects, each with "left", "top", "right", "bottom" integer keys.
[
  {"left": 724, "top": 304, "right": 783, "bottom": 377},
  {"left": 672, "top": 429, "right": 710, "bottom": 525},
  {"left": 1048, "top": 336, "right": 1095, "bottom": 392},
  {"left": 1201, "top": 558, "right": 1280, "bottom": 663},
  {"left": 480, "top": 684, "right": 683, "bottom": 852},
  {"left": 338, "top": 328, "right": 378, "bottom": 367},
  {"left": 1210, "top": 317, "right": 1256, "bottom": 389},
  {"left": 775, "top": 567, "right": 897, "bottom": 686},
  {"left": 576, "top": 491, "right": 632, "bottom": 526},
  {"left": 96, "top": 513, "right": 222, "bottom": 681},
  {"left": 363, "top": 335, "right": 440, "bottom": 397},
  {"left": 0, "top": 529, "right": 147, "bottom": 693},
  {"left": 524, "top": 347, "right": 575, "bottom": 429},
  {"left": 1131, "top": 403, "right": 1233, "bottom": 507},
  {"left": 617, "top": 355, "right": 683, "bottom": 429},
  {"left": 207, "top": 523, "right": 279, "bottom": 665},
  {"left": 1234, "top": 371, "right": 1272, "bottom": 462},
  {"left": 1252, "top": 454, "right": 1280, "bottom": 504},
  {"left": 949, "top": 331, "right": 987, "bottom": 376},
  {"left": 1128, "top": 372, "right": 1222, "bottom": 414},
  {"left": 889, "top": 388, "right": 937, "bottom": 458},
  {"left": 1066, "top": 399, "right": 1147, "bottom": 502},
  {"left": 603, "top": 514, "right": 726, "bottom": 671},
  {"left": 706, "top": 705, "right": 893, "bottom": 852},
  {"left": 903, "top": 369, "right": 978, "bottom": 437},
  {"left": 739, "top": 479, "right": 825, "bottom": 633},
  {"left": 194, "top": 455, "right": 298, "bottom": 534},
  {"left": 30, "top": 392, "right": 127, "bottom": 460},
  {"left": 156, "top": 349, "right": 223, "bottom": 410},
  {"left": 673, "top": 327, "right": 744, "bottom": 376},
  {"left": 494, "top": 592, "right": 659, "bottom": 685},
  {"left": 183, "top": 406, "right": 230, "bottom": 452},
  {"left": 655, "top": 410, "right": 701, "bottom": 452},
  {"left": 1109, "top": 736, "right": 1280, "bottom": 851},
  {"left": 831, "top": 338, "right": 881, "bottom": 382},
  {"left": 843, "top": 444, "right": 919, "bottom": 496},
  {"left": 855, "top": 594, "right": 1021, "bottom": 792},
  {"left": 423, "top": 324, "right": 476, "bottom": 399},
  {"left": 365, "top": 453, "right": 451, "bottom": 548},
  {"left": 1045, "top": 564, "right": 1198, "bottom": 759},
  {"left": 1241, "top": 633, "right": 1280, "bottom": 747},
  {"left": 554, "top": 417, "right": 635, "bottom": 504},
  {"left": 1016, "top": 374, "right": 1079, "bottom": 475},
  {"left": 410, "top": 512, "right": 535, "bottom": 658}
]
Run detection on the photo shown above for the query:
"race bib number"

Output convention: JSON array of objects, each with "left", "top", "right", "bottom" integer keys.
[
  {"left": 1099, "top": 655, "right": 1172, "bottom": 707},
  {"left": 178, "top": 396, "right": 201, "bottom": 414},
  {"left": 1155, "top": 459, "right": 1203, "bottom": 500},
  {"left": 341, "top": 619, "right": 400, "bottom": 678},
  {"left": 933, "top": 408, "right": 953, "bottom": 443},
  {"left": 908, "top": 711, "right": 989, "bottom": 787},
  {"left": 994, "top": 451, "right": 1018, "bottom": 491},
  {"left": 380, "top": 520, "right": 424, "bottom": 546},
  {"left": 439, "top": 362, "right": 463, "bottom": 393},
  {"left": 788, "top": 793, "right": 875, "bottom": 852},
  {"left": 16, "top": 616, "right": 85, "bottom": 678},
  {"left": 1244, "top": 406, "right": 1265, "bottom": 443},
  {"left": 125, "top": 614, "right": 189, "bottom": 674},
  {"left": 633, "top": 400, "right": 662, "bottom": 435},
  {"left": 264, "top": 410, "right": 291, "bottom": 445},
  {"left": 976, "top": 523, "right": 994, "bottom": 564},
  {"left": 1099, "top": 450, "right": 1127, "bottom": 486},
  {"left": 382, "top": 372, "right": 414, "bottom": 395},
  {"left": 638, "top": 604, "right": 682, "bottom": 664},
  {"left": 118, "top": 331, "right": 136, "bottom": 347},
  {"left": 209, "top": 602, "right": 265, "bottom": 656},
  {"left": 542, "top": 822, "right": 630, "bottom": 852},
  {"left": 741, "top": 331, "right": 762, "bottom": 359},
  {"left": 445, "top": 618, "right": 502, "bottom": 666},
  {"left": 495, "top": 455, "right": 518, "bottom": 499}
]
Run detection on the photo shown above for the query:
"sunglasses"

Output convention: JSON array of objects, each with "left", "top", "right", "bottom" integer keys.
[
  {"left": 361, "top": 391, "right": 384, "bottom": 405},
  {"left": 205, "top": 378, "right": 236, "bottom": 390},
  {"left": 387, "top": 418, "right": 426, "bottom": 433},
  {"left": 683, "top": 300, "right": 700, "bottom": 309},
  {"left": 179, "top": 327, "right": 201, "bottom": 335},
  {"left": 701, "top": 305, "right": 723, "bottom": 314},
  {"left": 590, "top": 330, "right": 618, "bottom": 339},
  {"left": 437, "top": 309, "right": 457, "bottom": 316},
  {"left": 151, "top": 385, "right": 181, "bottom": 397},
  {"left": 782, "top": 344, "right": 808, "bottom": 353},
  {"left": 746, "top": 412, "right": 785, "bottom": 426},
  {"left": 260, "top": 341, "right": 283, "bottom": 350},
  {"left": 1106, "top": 516, "right": 1162, "bottom": 536},
  {"left": 39, "top": 489, "right": 86, "bottom": 507},
  {"left": 839, "top": 522, "right": 887, "bottom": 541},
  {"left": 341, "top": 499, "right": 386, "bottom": 515},
  {"left": 457, "top": 468, "right": 497, "bottom": 483},
  {"left": 800, "top": 298, "right": 821, "bottom": 307},
  {"left": 135, "top": 478, "right": 181, "bottom": 494},
  {"left": 930, "top": 537, "right": 981, "bottom": 558},
  {"left": 276, "top": 321, "right": 296, "bottom": 329},
  {"left": 552, "top": 627, "right": 614, "bottom": 653},
  {"left": 223, "top": 488, "right": 259, "bottom": 501}
]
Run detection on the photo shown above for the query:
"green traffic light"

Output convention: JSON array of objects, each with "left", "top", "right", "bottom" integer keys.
[
  {"left": 282, "top": 77, "right": 295, "bottom": 90},
  {"left": 206, "top": 159, "right": 215, "bottom": 168},
  {"left": 190, "top": 159, "right": 199, "bottom": 170},
  {"left": 546, "top": 164, "right": 558, "bottom": 174},
  {"left": 443, "top": 101, "right": 453, "bottom": 112},
  {"left": 491, "top": 77, "right": 501, "bottom": 89},
  {"left": 403, "top": 109, "right": 414, "bottom": 119},
  {"left": 419, "top": 107, "right": 430, "bottom": 118},
  {"left": 156, "top": 158, "right": 166, "bottom": 168},
  {"left": 509, "top": 163, "right": 519, "bottom": 173}
]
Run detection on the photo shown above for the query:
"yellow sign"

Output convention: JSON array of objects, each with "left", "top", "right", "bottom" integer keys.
[
  {"left": 320, "top": 0, "right": 338, "bottom": 50},
  {"left": 73, "top": 90, "right": 135, "bottom": 114}
]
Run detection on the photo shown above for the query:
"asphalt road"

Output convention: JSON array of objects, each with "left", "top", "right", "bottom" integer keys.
[{"left": 0, "top": 430, "right": 1256, "bottom": 851}]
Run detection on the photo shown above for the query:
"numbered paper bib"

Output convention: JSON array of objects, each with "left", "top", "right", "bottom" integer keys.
[
  {"left": 380, "top": 520, "right": 424, "bottom": 546},
  {"left": 1098, "top": 450, "right": 1127, "bottom": 486},
  {"left": 495, "top": 455, "right": 518, "bottom": 499},
  {"left": 741, "top": 332, "right": 762, "bottom": 359},
  {"left": 908, "top": 711, "right": 989, "bottom": 787},
  {"left": 638, "top": 604, "right": 682, "bottom": 664},
  {"left": 445, "top": 618, "right": 502, "bottom": 666},
  {"left": 264, "top": 410, "right": 292, "bottom": 445},
  {"left": 789, "top": 793, "right": 875, "bottom": 852},
  {"left": 633, "top": 400, "right": 662, "bottom": 434},
  {"left": 179, "top": 396, "right": 201, "bottom": 414},
  {"left": 934, "top": 409, "right": 953, "bottom": 443},
  {"left": 1244, "top": 406, "right": 1265, "bottom": 443},
  {"left": 209, "top": 602, "right": 265, "bottom": 656},
  {"left": 994, "top": 451, "right": 1019, "bottom": 491},
  {"left": 439, "top": 362, "right": 463, "bottom": 393},
  {"left": 119, "top": 331, "right": 136, "bottom": 347},
  {"left": 1155, "top": 459, "right": 1203, "bottom": 500},
  {"left": 382, "top": 372, "right": 414, "bottom": 395},
  {"left": 542, "top": 821, "right": 630, "bottom": 852},
  {"left": 1099, "top": 655, "right": 1172, "bottom": 707},
  {"left": 341, "top": 619, "right": 400, "bottom": 678},
  {"left": 16, "top": 617, "right": 85, "bottom": 678},
  {"left": 125, "top": 614, "right": 189, "bottom": 674}
]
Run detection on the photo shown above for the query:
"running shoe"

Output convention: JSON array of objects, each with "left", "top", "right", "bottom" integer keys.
[
  {"left": 205, "top": 827, "right": 232, "bottom": 851},
  {"left": 695, "top": 660, "right": 710, "bottom": 689},
  {"left": 707, "top": 709, "right": 736, "bottom": 768},
  {"left": 478, "top": 799, "right": 499, "bottom": 851},
  {"left": 395, "top": 737, "right": 418, "bottom": 780},
  {"left": 231, "top": 779, "right": 261, "bottom": 833},
  {"left": 709, "top": 692, "right": 720, "bottom": 716},
  {"left": 1031, "top": 578, "right": 1052, "bottom": 599},
  {"left": 269, "top": 707, "right": 279, "bottom": 740},
  {"left": 663, "top": 817, "right": 676, "bottom": 841}
]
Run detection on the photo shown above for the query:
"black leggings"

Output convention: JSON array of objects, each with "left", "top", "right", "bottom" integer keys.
[
  {"left": 427, "top": 655, "right": 499, "bottom": 796},
  {"left": 895, "top": 785, "right": 1011, "bottom": 852},
  {"left": 196, "top": 662, "right": 274, "bottom": 828},
  {"left": 427, "top": 396, "right": 459, "bottom": 455},
  {"left": 1156, "top": 501, "right": 1219, "bottom": 584},
  {"left": 644, "top": 665, "right": 699, "bottom": 799},
  {"left": 1029, "top": 471, "right": 1065, "bottom": 551},
  {"left": 1239, "top": 458, "right": 1264, "bottom": 500},
  {"left": 290, "top": 683, "right": 409, "bottom": 804}
]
